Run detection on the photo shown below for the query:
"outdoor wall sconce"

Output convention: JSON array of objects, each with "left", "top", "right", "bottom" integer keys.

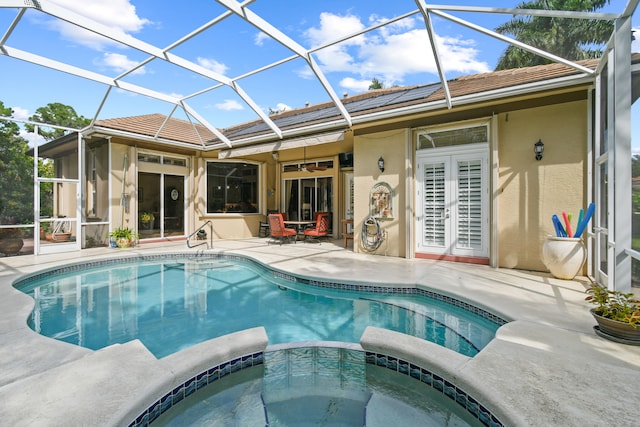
[
  {"left": 534, "top": 139, "right": 544, "bottom": 161},
  {"left": 272, "top": 151, "right": 279, "bottom": 161},
  {"left": 378, "top": 156, "right": 385, "bottom": 172}
]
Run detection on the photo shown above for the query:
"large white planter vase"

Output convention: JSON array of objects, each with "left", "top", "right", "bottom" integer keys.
[{"left": 541, "top": 236, "right": 586, "bottom": 280}]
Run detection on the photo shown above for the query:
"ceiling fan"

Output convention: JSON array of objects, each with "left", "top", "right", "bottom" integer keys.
[{"left": 301, "top": 146, "right": 327, "bottom": 172}]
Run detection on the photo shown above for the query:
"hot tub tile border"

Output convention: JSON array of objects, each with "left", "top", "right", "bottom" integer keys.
[{"left": 129, "top": 346, "right": 503, "bottom": 427}]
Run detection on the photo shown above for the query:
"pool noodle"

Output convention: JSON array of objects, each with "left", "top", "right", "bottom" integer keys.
[
  {"left": 562, "top": 211, "right": 573, "bottom": 237},
  {"left": 552, "top": 214, "right": 567, "bottom": 237},
  {"left": 577, "top": 209, "right": 584, "bottom": 231},
  {"left": 574, "top": 203, "right": 595, "bottom": 238}
]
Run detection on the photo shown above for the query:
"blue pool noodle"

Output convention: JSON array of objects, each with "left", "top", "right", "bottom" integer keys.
[
  {"left": 574, "top": 203, "right": 595, "bottom": 239},
  {"left": 552, "top": 214, "right": 567, "bottom": 237},
  {"left": 577, "top": 209, "right": 584, "bottom": 232}
]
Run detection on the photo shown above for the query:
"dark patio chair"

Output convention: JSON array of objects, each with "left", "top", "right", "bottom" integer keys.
[
  {"left": 303, "top": 212, "right": 330, "bottom": 243},
  {"left": 268, "top": 213, "right": 297, "bottom": 245}
]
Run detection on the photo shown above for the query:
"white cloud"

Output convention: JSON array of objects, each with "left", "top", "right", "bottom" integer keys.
[
  {"left": 197, "top": 57, "right": 229, "bottom": 76},
  {"left": 302, "top": 12, "right": 490, "bottom": 91},
  {"left": 339, "top": 77, "right": 371, "bottom": 92},
  {"left": 215, "top": 100, "right": 243, "bottom": 111},
  {"left": 254, "top": 32, "right": 270, "bottom": 46},
  {"left": 11, "top": 106, "right": 30, "bottom": 121},
  {"left": 305, "top": 12, "right": 366, "bottom": 48},
  {"left": 98, "top": 52, "right": 146, "bottom": 74},
  {"left": 46, "top": 0, "right": 151, "bottom": 50},
  {"left": 276, "top": 103, "right": 292, "bottom": 112},
  {"left": 20, "top": 129, "right": 46, "bottom": 147}
]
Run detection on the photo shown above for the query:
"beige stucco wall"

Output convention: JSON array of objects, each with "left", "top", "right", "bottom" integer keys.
[
  {"left": 497, "top": 100, "right": 587, "bottom": 271},
  {"left": 109, "top": 143, "right": 135, "bottom": 231},
  {"left": 353, "top": 129, "right": 409, "bottom": 257}
]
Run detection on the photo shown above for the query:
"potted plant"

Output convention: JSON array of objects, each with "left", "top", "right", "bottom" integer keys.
[
  {"left": 109, "top": 227, "right": 138, "bottom": 248},
  {"left": 139, "top": 212, "right": 154, "bottom": 226},
  {"left": 139, "top": 212, "right": 155, "bottom": 236},
  {"left": 585, "top": 284, "right": 640, "bottom": 344}
]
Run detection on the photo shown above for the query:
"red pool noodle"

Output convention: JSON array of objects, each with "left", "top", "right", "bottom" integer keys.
[{"left": 562, "top": 211, "right": 573, "bottom": 237}]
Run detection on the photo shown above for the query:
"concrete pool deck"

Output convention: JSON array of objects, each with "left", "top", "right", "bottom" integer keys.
[{"left": 1, "top": 238, "right": 639, "bottom": 426}]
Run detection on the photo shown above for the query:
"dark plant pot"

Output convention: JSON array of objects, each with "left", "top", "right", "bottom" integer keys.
[
  {"left": 591, "top": 309, "right": 640, "bottom": 345},
  {"left": 0, "top": 238, "right": 24, "bottom": 255}
]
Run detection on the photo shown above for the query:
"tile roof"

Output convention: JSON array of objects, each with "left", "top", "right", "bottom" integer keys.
[
  {"left": 94, "top": 113, "right": 216, "bottom": 147},
  {"left": 94, "top": 59, "right": 601, "bottom": 148}
]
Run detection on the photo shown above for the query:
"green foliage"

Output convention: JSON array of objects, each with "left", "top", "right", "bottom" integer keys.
[
  {"left": 586, "top": 285, "right": 640, "bottom": 326},
  {"left": 139, "top": 212, "right": 155, "bottom": 222},
  {"left": 494, "top": 0, "right": 613, "bottom": 70},
  {"left": 632, "top": 154, "right": 640, "bottom": 178},
  {"left": 24, "top": 102, "right": 90, "bottom": 141},
  {"left": 369, "top": 78, "right": 384, "bottom": 90},
  {"left": 109, "top": 227, "right": 139, "bottom": 242},
  {"left": 0, "top": 102, "right": 33, "bottom": 223}
]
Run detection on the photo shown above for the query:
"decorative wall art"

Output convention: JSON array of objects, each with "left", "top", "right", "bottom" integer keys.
[{"left": 370, "top": 182, "right": 394, "bottom": 219}]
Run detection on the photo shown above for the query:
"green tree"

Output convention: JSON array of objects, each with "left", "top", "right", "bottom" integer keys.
[
  {"left": 369, "top": 78, "right": 384, "bottom": 90},
  {"left": 494, "top": 0, "right": 613, "bottom": 70},
  {"left": 0, "top": 101, "right": 34, "bottom": 223},
  {"left": 632, "top": 154, "right": 640, "bottom": 178},
  {"left": 25, "top": 102, "right": 90, "bottom": 140}
]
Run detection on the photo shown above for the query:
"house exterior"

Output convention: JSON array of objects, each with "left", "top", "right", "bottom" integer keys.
[{"left": 33, "top": 58, "right": 607, "bottom": 274}]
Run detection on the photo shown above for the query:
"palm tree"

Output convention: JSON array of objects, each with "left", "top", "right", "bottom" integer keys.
[{"left": 494, "top": 0, "right": 613, "bottom": 70}]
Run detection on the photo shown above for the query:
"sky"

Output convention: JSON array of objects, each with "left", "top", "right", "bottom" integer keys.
[{"left": 0, "top": 0, "right": 638, "bottom": 149}]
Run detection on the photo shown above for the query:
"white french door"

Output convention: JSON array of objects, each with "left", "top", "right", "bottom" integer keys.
[{"left": 416, "top": 149, "right": 488, "bottom": 259}]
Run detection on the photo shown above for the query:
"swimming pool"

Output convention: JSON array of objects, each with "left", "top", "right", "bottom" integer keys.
[{"left": 15, "top": 254, "right": 503, "bottom": 358}]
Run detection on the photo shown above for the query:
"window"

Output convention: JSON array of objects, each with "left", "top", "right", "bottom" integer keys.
[
  {"left": 417, "top": 125, "right": 488, "bottom": 150},
  {"left": 206, "top": 162, "right": 259, "bottom": 213},
  {"left": 138, "top": 152, "right": 188, "bottom": 167}
]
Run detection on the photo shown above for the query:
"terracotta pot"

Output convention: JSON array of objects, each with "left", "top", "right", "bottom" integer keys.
[
  {"left": 0, "top": 238, "right": 24, "bottom": 255},
  {"left": 541, "top": 236, "right": 586, "bottom": 280},
  {"left": 591, "top": 309, "right": 640, "bottom": 344}
]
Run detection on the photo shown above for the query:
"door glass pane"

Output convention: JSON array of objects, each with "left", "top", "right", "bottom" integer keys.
[
  {"left": 283, "top": 177, "right": 333, "bottom": 226},
  {"left": 599, "top": 162, "right": 608, "bottom": 275},
  {"left": 316, "top": 177, "right": 333, "bottom": 232},
  {"left": 599, "top": 65, "right": 609, "bottom": 156},
  {"left": 284, "top": 180, "right": 299, "bottom": 220},
  {"left": 632, "top": 68, "right": 639, "bottom": 287},
  {"left": 423, "top": 162, "right": 446, "bottom": 246},
  {"left": 164, "top": 175, "right": 184, "bottom": 237},
  {"left": 138, "top": 172, "right": 161, "bottom": 239},
  {"left": 301, "top": 179, "right": 315, "bottom": 221},
  {"left": 457, "top": 160, "right": 482, "bottom": 250}
]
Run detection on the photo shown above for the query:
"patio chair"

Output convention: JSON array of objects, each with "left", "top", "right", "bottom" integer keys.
[
  {"left": 259, "top": 210, "right": 279, "bottom": 237},
  {"left": 268, "top": 213, "right": 297, "bottom": 245},
  {"left": 303, "top": 212, "right": 330, "bottom": 243}
]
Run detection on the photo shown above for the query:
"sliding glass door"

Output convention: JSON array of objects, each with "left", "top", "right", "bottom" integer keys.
[
  {"left": 138, "top": 172, "right": 185, "bottom": 239},
  {"left": 283, "top": 176, "right": 332, "bottom": 229}
]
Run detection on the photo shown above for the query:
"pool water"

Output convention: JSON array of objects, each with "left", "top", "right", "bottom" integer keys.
[
  {"left": 152, "top": 346, "right": 484, "bottom": 427},
  {"left": 17, "top": 257, "right": 500, "bottom": 358}
]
